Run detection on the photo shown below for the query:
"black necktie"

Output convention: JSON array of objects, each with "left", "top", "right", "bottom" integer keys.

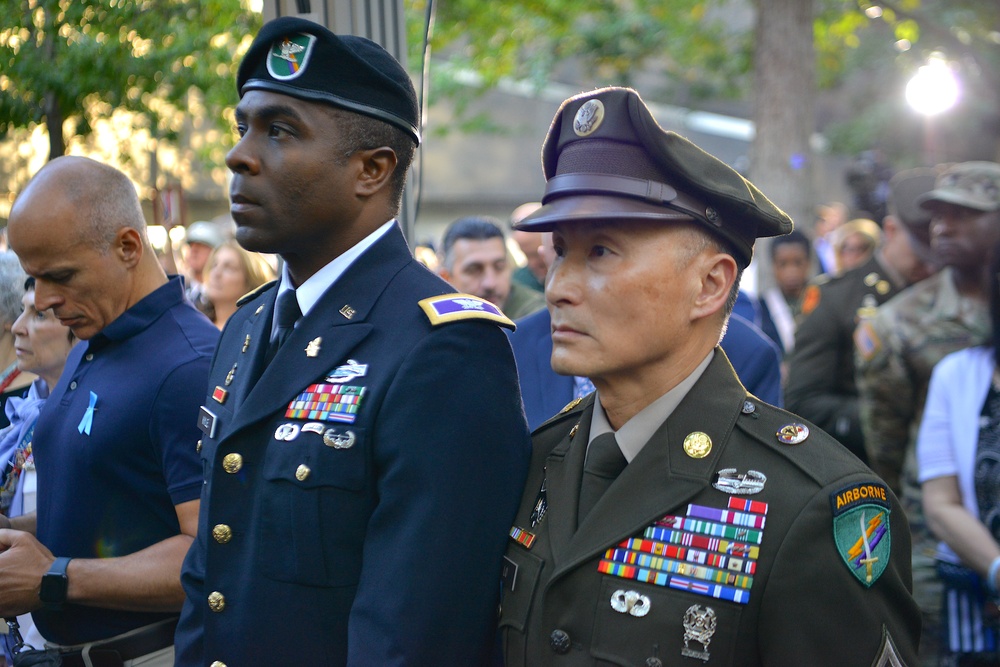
[
  {"left": 266, "top": 289, "right": 301, "bottom": 364},
  {"left": 578, "top": 432, "right": 628, "bottom": 522}
]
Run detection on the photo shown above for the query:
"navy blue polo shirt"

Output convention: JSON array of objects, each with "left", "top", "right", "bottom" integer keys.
[{"left": 31, "top": 277, "right": 218, "bottom": 644}]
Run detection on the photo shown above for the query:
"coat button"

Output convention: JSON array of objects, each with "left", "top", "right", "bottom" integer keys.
[
  {"left": 222, "top": 453, "right": 243, "bottom": 473},
  {"left": 549, "top": 629, "right": 571, "bottom": 654},
  {"left": 207, "top": 591, "right": 226, "bottom": 612},
  {"left": 295, "top": 464, "right": 311, "bottom": 481},
  {"left": 196, "top": 439, "right": 202, "bottom": 453},
  {"left": 210, "top": 662, "right": 227, "bottom": 667},
  {"left": 645, "top": 659, "right": 664, "bottom": 667},
  {"left": 212, "top": 524, "right": 232, "bottom": 544}
]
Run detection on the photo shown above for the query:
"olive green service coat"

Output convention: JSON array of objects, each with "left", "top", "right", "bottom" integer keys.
[{"left": 500, "top": 351, "right": 920, "bottom": 666}]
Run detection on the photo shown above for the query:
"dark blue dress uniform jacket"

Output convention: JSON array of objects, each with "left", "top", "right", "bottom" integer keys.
[{"left": 175, "top": 225, "right": 531, "bottom": 666}]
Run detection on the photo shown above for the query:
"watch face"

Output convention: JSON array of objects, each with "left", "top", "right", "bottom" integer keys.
[{"left": 40, "top": 559, "right": 70, "bottom": 608}]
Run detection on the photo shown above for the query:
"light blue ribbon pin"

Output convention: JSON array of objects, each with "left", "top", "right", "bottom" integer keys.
[{"left": 78, "top": 391, "right": 97, "bottom": 436}]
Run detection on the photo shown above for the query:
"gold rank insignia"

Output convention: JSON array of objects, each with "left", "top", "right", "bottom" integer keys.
[{"left": 560, "top": 397, "right": 583, "bottom": 413}]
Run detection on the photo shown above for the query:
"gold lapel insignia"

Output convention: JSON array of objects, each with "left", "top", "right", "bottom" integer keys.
[{"left": 683, "top": 431, "right": 713, "bottom": 459}]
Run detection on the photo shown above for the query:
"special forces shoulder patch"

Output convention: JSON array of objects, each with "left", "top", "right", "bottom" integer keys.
[
  {"left": 418, "top": 293, "right": 515, "bottom": 330},
  {"left": 831, "top": 481, "right": 891, "bottom": 587}
]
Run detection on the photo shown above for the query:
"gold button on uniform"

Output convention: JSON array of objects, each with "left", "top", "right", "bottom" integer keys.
[
  {"left": 212, "top": 524, "right": 233, "bottom": 544},
  {"left": 295, "top": 464, "right": 311, "bottom": 481},
  {"left": 210, "top": 662, "right": 227, "bottom": 667},
  {"left": 208, "top": 591, "right": 226, "bottom": 612},
  {"left": 222, "top": 453, "right": 243, "bottom": 474},
  {"left": 196, "top": 439, "right": 202, "bottom": 453}
]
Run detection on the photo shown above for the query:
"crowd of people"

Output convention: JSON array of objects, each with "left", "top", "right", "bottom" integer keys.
[{"left": 0, "top": 14, "right": 997, "bottom": 667}]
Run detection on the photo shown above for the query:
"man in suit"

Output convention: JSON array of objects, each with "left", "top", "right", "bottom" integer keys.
[
  {"left": 512, "top": 308, "right": 783, "bottom": 431},
  {"left": 498, "top": 87, "right": 919, "bottom": 666},
  {"left": 174, "top": 17, "right": 530, "bottom": 666}
]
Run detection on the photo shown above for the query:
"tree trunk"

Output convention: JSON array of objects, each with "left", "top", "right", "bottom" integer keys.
[
  {"left": 42, "top": 1, "right": 65, "bottom": 160},
  {"left": 750, "top": 0, "right": 815, "bottom": 287}
]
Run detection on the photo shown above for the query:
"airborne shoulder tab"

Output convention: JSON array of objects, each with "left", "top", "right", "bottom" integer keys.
[
  {"left": 418, "top": 293, "right": 516, "bottom": 330},
  {"left": 237, "top": 280, "right": 278, "bottom": 307}
]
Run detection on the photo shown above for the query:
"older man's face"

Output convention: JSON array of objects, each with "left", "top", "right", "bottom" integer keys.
[{"left": 546, "top": 220, "right": 704, "bottom": 387}]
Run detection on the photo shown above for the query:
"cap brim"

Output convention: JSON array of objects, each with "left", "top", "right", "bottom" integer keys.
[
  {"left": 918, "top": 189, "right": 998, "bottom": 212},
  {"left": 514, "top": 194, "right": 697, "bottom": 232}
]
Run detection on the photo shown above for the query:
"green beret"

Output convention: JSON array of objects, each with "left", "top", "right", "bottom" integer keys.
[
  {"left": 237, "top": 16, "right": 420, "bottom": 145},
  {"left": 516, "top": 87, "right": 792, "bottom": 267}
]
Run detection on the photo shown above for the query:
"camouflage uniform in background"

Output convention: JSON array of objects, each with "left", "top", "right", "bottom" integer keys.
[{"left": 856, "top": 265, "right": 990, "bottom": 665}]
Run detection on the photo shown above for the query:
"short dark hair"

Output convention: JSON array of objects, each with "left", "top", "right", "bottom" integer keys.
[
  {"left": 770, "top": 229, "right": 811, "bottom": 260},
  {"left": 440, "top": 216, "right": 506, "bottom": 271},
  {"left": 329, "top": 107, "right": 415, "bottom": 217}
]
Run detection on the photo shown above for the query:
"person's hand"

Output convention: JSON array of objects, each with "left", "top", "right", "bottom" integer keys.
[
  {"left": 0, "top": 529, "right": 53, "bottom": 616},
  {"left": 0, "top": 514, "right": 11, "bottom": 530}
]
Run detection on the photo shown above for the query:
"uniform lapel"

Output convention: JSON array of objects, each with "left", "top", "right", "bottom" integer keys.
[
  {"left": 223, "top": 224, "right": 410, "bottom": 437},
  {"left": 540, "top": 400, "right": 593, "bottom": 566},
  {"left": 551, "top": 351, "right": 748, "bottom": 581}
]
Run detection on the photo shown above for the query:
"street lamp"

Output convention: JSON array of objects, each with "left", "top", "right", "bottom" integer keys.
[
  {"left": 905, "top": 55, "right": 960, "bottom": 116},
  {"left": 906, "top": 55, "right": 960, "bottom": 164}
]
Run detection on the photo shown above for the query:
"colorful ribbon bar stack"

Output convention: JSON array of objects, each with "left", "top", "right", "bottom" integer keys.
[
  {"left": 285, "top": 384, "right": 366, "bottom": 423},
  {"left": 597, "top": 496, "right": 769, "bottom": 605}
]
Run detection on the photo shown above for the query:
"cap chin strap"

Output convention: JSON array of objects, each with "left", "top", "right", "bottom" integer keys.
[{"left": 542, "top": 173, "right": 721, "bottom": 228}]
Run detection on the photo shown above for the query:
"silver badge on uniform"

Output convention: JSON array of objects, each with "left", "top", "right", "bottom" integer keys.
[
  {"left": 574, "top": 99, "right": 605, "bottom": 137},
  {"left": 681, "top": 605, "right": 717, "bottom": 662},
  {"left": 274, "top": 423, "right": 300, "bottom": 441},
  {"left": 713, "top": 468, "right": 767, "bottom": 495},
  {"left": 326, "top": 359, "right": 368, "bottom": 384},
  {"left": 323, "top": 428, "right": 356, "bottom": 449},
  {"left": 610, "top": 589, "right": 651, "bottom": 617}
]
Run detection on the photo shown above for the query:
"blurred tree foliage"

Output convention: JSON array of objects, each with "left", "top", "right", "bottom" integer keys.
[
  {"left": 0, "top": 0, "right": 260, "bottom": 162},
  {"left": 407, "top": 0, "right": 1000, "bottom": 162}
]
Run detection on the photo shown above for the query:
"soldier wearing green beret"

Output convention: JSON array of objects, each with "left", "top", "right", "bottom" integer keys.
[{"left": 499, "top": 87, "right": 919, "bottom": 666}]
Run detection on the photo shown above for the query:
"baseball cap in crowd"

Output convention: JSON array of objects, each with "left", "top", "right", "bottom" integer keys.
[
  {"left": 918, "top": 161, "right": 1000, "bottom": 213},
  {"left": 237, "top": 16, "right": 420, "bottom": 145},
  {"left": 515, "top": 87, "right": 792, "bottom": 268},
  {"left": 887, "top": 168, "right": 937, "bottom": 248},
  {"left": 185, "top": 221, "right": 226, "bottom": 249}
]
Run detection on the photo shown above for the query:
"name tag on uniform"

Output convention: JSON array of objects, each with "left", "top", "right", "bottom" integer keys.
[
  {"left": 501, "top": 555, "right": 518, "bottom": 593},
  {"left": 198, "top": 406, "right": 218, "bottom": 439}
]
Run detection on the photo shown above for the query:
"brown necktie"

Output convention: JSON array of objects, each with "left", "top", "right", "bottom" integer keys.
[{"left": 578, "top": 432, "right": 627, "bottom": 521}]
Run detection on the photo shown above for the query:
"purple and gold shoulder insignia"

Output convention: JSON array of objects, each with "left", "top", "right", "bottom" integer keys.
[
  {"left": 831, "top": 481, "right": 891, "bottom": 587},
  {"left": 776, "top": 423, "right": 809, "bottom": 445},
  {"left": 418, "top": 293, "right": 515, "bottom": 330}
]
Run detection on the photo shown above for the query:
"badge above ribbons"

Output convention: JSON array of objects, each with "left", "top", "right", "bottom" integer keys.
[{"left": 831, "top": 481, "right": 892, "bottom": 587}]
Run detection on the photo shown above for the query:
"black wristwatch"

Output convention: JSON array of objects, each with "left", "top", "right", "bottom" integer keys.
[{"left": 40, "top": 557, "right": 71, "bottom": 609}]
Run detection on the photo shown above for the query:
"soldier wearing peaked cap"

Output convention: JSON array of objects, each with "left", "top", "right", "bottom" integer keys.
[
  {"left": 174, "top": 17, "right": 531, "bottom": 666},
  {"left": 785, "top": 168, "right": 940, "bottom": 464},
  {"left": 499, "top": 87, "right": 919, "bottom": 666}
]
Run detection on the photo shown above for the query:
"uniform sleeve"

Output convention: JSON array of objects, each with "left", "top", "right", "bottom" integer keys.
[
  {"left": 347, "top": 322, "right": 531, "bottom": 666},
  {"left": 915, "top": 359, "right": 960, "bottom": 483},
  {"left": 786, "top": 290, "right": 862, "bottom": 451},
  {"left": 758, "top": 474, "right": 920, "bottom": 665},
  {"left": 856, "top": 311, "right": 913, "bottom": 494}
]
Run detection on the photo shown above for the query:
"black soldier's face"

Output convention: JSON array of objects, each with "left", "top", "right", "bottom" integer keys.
[
  {"left": 928, "top": 202, "right": 1000, "bottom": 272},
  {"left": 226, "top": 90, "right": 363, "bottom": 271}
]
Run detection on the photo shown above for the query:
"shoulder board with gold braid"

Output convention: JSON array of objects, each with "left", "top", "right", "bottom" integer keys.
[
  {"left": 418, "top": 293, "right": 516, "bottom": 331},
  {"left": 236, "top": 279, "right": 278, "bottom": 307}
]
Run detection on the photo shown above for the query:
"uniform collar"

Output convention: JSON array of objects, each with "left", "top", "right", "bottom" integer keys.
[
  {"left": 275, "top": 219, "right": 396, "bottom": 322},
  {"left": 588, "top": 350, "right": 714, "bottom": 463}
]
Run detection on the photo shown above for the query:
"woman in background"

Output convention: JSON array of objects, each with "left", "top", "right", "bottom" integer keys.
[
  {"left": 917, "top": 243, "right": 1000, "bottom": 665},
  {"left": 198, "top": 240, "right": 275, "bottom": 329},
  {"left": 0, "top": 253, "right": 33, "bottom": 429},
  {"left": 0, "top": 277, "right": 77, "bottom": 659}
]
